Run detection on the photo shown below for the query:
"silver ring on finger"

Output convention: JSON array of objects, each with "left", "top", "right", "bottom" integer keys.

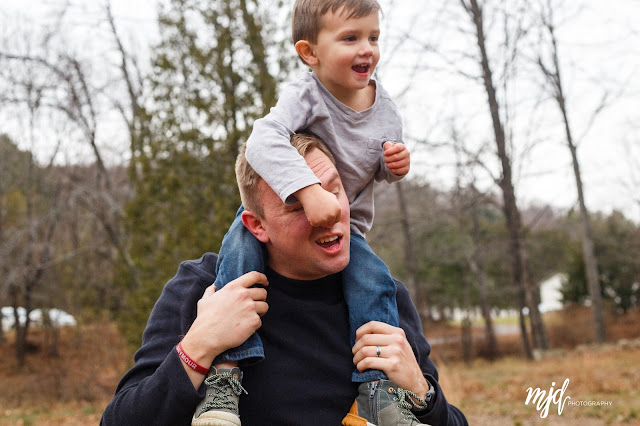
[{"left": 376, "top": 345, "right": 381, "bottom": 358}]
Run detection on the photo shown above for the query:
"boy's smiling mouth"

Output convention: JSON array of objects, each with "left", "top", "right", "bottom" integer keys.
[{"left": 352, "top": 64, "right": 370, "bottom": 74}]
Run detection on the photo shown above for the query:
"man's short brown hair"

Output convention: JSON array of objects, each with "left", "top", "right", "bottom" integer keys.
[
  {"left": 292, "top": 0, "right": 382, "bottom": 45},
  {"left": 235, "top": 133, "right": 336, "bottom": 218}
]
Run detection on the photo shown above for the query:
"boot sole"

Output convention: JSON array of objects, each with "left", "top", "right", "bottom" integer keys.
[{"left": 192, "top": 411, "right": 241, "bottom": 426}]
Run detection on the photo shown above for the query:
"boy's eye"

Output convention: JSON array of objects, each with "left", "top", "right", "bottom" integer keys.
[
  {"left": 343, "top": 35, "right": 356, "bottom": 42},
  {"left": 369, "top": 36, "right": 378, "bottom": 42}
]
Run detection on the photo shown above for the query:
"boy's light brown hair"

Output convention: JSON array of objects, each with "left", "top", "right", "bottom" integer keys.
[
  {"left": 292, "top": 0, "right": 382, "bottom": 45},
  {"left": 235, "top": 133, "right": 336, "bottom": 218}
]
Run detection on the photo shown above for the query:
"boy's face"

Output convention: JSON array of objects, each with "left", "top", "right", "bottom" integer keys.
[{"left": 310, "top": 7, "right": 380, "bottom": 98}]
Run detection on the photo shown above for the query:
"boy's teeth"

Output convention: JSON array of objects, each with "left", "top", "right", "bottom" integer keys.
[{"left": 317, "top": 236, "right": 339, "bottom": 244}]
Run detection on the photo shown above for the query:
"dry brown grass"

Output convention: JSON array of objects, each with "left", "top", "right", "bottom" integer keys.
[
  {"left": 0, "top": 323, "right": 129, "bottom": 425},
  {"left": 0, "top": 307, "right": 638, "bottom": 425},
  {"left": 426, "top": 307, "right": 640, "bottom": 425},
  {"left": 436, "top": 346, "right": 640, "bottom": 425}
]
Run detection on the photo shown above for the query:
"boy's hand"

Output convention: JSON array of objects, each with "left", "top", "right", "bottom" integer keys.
[
  {"left": 295, "top": 184, "right": 342, "bottom": 227},
  {"left": 384, "top": 142, "right": 410, "bottom": 176}
]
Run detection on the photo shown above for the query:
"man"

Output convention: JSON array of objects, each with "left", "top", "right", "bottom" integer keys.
[{"left": 101, "top": 134, "right": 467, "bottom": 426}]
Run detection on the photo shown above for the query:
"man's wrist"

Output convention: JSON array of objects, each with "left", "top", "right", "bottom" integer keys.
[
  {"left": 179, "top": 334, "right": 216, "bottom": 372},
  {"left": 176, "top": 342, "right": 209, "bottom": 375},
  {"left": 412, "top": 378, "right": 436, "bottom": 412}
]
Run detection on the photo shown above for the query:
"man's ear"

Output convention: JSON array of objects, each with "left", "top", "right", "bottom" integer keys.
[
  {"left": 295, "top": 40, "right": 318, "bottom": 66},
  {"left": 241, "top": 210, "right": 269, "bottom": 243}
]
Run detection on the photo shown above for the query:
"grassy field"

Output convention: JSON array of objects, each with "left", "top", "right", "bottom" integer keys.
[
  {"left": 0, "top": 324, "right": 128, "bottom": 425},
  {"left": 436, "top": 346, "right": 640, "bottom": 425},
  {"left": 1, "top": 308, "right": 639, "bottom": 425}
]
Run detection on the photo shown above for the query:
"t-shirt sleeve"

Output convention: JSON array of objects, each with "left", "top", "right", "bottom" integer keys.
[{"left": 245, "top": 78, "right": 325, "bottom": 204}]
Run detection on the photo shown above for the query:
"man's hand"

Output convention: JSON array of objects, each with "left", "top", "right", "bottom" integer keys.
[
  {"left": 181, "top": 272, "right": 269, "bottom": 365},
  {"left": 352, "top": 321, "right": 429, "bottom": 398},
  {"left": 383, "top": 142, "right": 410, "bottom": 176},
  {"left": 295, "top": 184, "right": 342, "bottom": 227}
]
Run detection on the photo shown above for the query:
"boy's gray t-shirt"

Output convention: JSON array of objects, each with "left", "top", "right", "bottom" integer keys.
[{"left": 245, "top": 72, "right": 404, "bottom": 236}]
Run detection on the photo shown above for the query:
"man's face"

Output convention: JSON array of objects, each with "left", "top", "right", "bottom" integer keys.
[
  {"left": 250, "top": 148, "right": 351, "bottom": 280},
  {"left": 311, "top": 7, "right": 380, "bottom": 101}
]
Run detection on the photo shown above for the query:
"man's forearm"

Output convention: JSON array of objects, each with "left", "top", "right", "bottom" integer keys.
[{"left": 101, "top": 348, "right": 202, "bottom": 426}]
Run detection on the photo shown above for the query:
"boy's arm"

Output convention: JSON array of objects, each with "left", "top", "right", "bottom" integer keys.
[
  {"left": 246, "top": 77, "right": 340, "bottom": 227},
  {"left": 295, "top": 184, "right": 342, "bottom": 228}
]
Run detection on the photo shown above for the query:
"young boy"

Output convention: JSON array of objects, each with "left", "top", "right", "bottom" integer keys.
[{"left": 191, "top": 1, "right": 430, "bottom": 425}]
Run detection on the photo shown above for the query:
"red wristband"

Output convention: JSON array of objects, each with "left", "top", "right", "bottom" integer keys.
[{"left": 176, "top": 342, "right": 209, "bottom": 375}]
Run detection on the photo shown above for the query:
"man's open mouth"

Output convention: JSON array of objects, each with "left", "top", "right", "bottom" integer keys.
[{"left": 316, "top": 235, "right": 340, "bottom": 248}]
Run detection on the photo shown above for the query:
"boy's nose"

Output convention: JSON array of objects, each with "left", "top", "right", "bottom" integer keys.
[{"left": 358, "top": 41, "right": 374, "bottom": 56}]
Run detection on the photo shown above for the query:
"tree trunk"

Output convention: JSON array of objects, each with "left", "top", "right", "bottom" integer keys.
[
  {"left": 11, "top": 291, "right": 26, "bottom": 365},
  {"left": 563, "top": 106, "right": 606, "bottom": 342},
  {"left": 396, "top": 181, "right": 419, "bottom": 302},
  {"left": 468, "top": 191, "right": 498, "bottom": 360},
  {"left": 465, "top": 0, "right": 549, "bottom": 357},
  {"left": 537, "top": 7, "right": 607, "bottom": 343},
  {"left": 461, "top": 315, "right": 473, "bottom": 366}
]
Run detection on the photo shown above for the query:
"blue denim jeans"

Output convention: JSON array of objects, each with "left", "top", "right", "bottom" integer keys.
[
  {"left": 213, "top": 207, "right": 399, "bottom": 382},
  {"left": 344, "top": 233, "right": 399, "bottom": 382},
  {"left": 212, "top": 207, "right": 266, "bottom": 366}
]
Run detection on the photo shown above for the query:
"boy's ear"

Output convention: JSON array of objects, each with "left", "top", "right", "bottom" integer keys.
[
  {"left": 241, "top": 210, "right": 270, "bottom": 243},
  {"left": 295, "top": 40, "right": 319, "bottom": 66}
]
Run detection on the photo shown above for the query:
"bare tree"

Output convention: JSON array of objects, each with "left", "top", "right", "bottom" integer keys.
[
  {"left": 0, "top": 3, "right": 141, "bottom": 291},
  {"left": 449, "top": 122, "right": 499, "bottom": 360},
  {"left": 6, "top": 80, "right": 61, "bottom": 364},
  {"left": 395, "top": 180, "right": 419, "bottom": 301},
  {"left": 0, "top": 2, "right": 149, "bottom": 359},
  {"left": 458, "top": 0, "right": 550, "bottom": 358},
  {"left": 534, "top": 0, "right": 607, "bottom": 343}
]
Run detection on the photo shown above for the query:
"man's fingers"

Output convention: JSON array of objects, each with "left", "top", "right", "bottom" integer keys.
[
  {"left": 255, "top": 301, "right": 269, "bottom": 317},
  {"left": 204, "top": 284, "right": 217, "bottom": 296},
  {"left": 356, "top": 357, "right": 387, "bottom": 373},
  {"left": 352, "top": 333, "right": 395, "bottom": 354},
  {"left": 231, "top": 271, "right": 269, "bottom": 288},
  {"left": 355, "top": 321, "right": 394, "bottom": 338},
  {"left": 248, "top": 287, "right": 268, "bottom": 302}
]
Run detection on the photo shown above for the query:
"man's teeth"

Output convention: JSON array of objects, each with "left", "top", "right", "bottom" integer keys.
[{"left": 317, "top": 236, "right": 339, "bottom": 244}]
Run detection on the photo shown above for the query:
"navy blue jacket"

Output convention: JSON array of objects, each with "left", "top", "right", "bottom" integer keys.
[{"left": 101, "top": 253, "right": 467, "bottom": 425}]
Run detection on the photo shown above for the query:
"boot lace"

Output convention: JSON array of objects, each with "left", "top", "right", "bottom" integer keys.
[
  {"left": 200, "top": 371, "right": 247, "bottom": 413},
  {"left": 393, "top": 387, "right": 428, "bottom": 422}
]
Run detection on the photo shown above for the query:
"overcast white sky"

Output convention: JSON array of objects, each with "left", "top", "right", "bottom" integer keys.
[{"left": 1, "top": 0, "right": 639, "bottom": 223}]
